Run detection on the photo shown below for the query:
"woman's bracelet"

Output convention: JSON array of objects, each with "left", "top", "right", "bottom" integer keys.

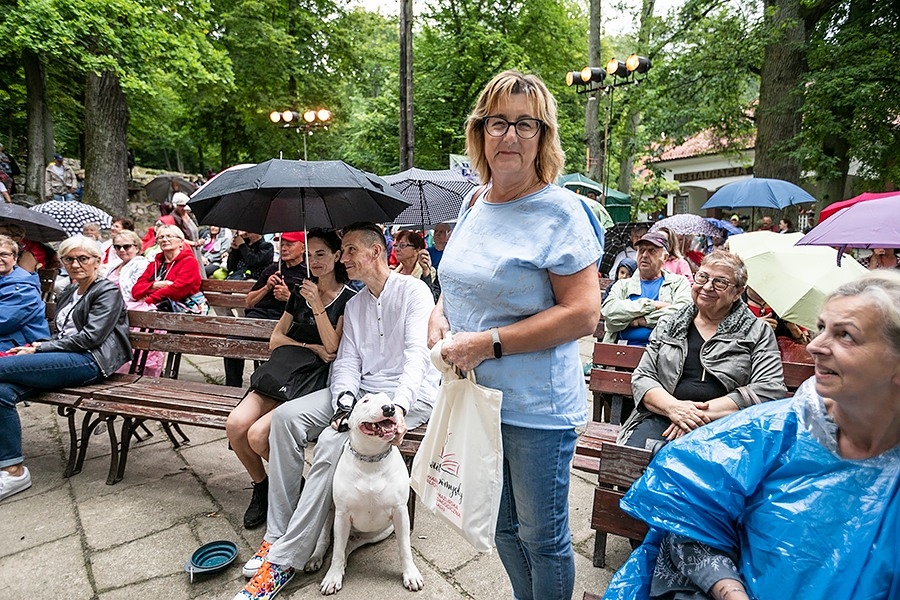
[
  {"left": 313, "top": 310, "right": 325, "bottom": 317},
  {"left": 720, "top": 586, "right": 746, "bottom": 600}
]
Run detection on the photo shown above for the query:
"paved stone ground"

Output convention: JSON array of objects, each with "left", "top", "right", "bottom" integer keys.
[{"left": 0, "top": 338, "right": 632, "bottom": 599}]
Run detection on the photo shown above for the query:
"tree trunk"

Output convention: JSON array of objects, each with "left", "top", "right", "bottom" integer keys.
[
  {"left": 83, "top": 70, "right": 129, "bottom": 216},
  {"left": 585, "top": 0, "right": 603, "bottom": 183},
  {"left": 754, "top": 0, "right": 806, "bottom": 182},
  {"left": 23, "top": 50, "right": 49, "bottom": 199},
  {"left": 817, "top": 134, "right": 850, "bottom": 213}
]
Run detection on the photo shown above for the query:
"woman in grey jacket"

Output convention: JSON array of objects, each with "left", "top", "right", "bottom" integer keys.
[
  {"left": 620, "top": 251, "right": 786, "bottom": 450},
  {"left": 0, "top": 235, "right": 131, "bottom": 503}
]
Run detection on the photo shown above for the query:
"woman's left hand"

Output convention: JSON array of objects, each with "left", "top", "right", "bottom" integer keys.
[
  {"left": 150, "top": 280, "right": 172, "bottom": 290},
  {"left": 440, "top": 330, "right": 492, "bottom": 372},
  {"left": 9, "top": 345, "right": 37, "bottom": 355}
]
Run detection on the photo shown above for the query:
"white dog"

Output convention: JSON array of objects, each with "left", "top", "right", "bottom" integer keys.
[{"left": 311, "top": 392, "right": 424, "bottom": 595}]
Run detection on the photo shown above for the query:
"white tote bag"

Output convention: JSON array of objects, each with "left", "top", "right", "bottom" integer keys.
[{"left": 410, "top": 340, "right": 504, "bottom": 552}]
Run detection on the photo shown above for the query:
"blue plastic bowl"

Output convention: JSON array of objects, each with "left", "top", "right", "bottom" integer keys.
[{"left": 185, "top": 540, "right": 238, "bottom": 580}]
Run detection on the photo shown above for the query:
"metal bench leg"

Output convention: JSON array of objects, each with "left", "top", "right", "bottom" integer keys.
[
  {"left": 109, "top": 417, "right": 140, "bottom": 485},
  {"left": 70, "top": 411, "right": 108, "bottom": 477},
  {"left": 58, "top": 406, "right": 81, "bottom": 478},
  {"left": 131, "top": 421, "right": 155, "bottom": 443},
  {"left": 160, "top": 422, "right": 190, "bottom": 448},
  {"left": 592, "top": 531, "right": 608, "bottom": 568}
]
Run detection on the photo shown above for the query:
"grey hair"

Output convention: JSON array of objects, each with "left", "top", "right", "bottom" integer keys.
[
  {"left": 58, "top": 235, "right": 102, "bottom": 259},
  {"left": 700, "top": 250, "right": 748, "bottom": 289},
  {"left": 826, "top": 270, "right": 900, "bottom": 355},
  {"left": 155, "top": 224, "right": 185, "bottom": 241},
  {"left": 0, "top": 234, "right": 18, "bottom": 257}
]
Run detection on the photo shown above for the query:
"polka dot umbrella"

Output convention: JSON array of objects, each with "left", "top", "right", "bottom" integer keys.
[{"left": 30, "top": 201, "right": 113, "bottom": 237}]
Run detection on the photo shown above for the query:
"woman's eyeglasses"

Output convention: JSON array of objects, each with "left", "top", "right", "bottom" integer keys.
[
  {"left": 482, "top": 116, "right": 545, "bottom": 139},
  {"left": 394, "top": 243, "right": 416, "bottom": 250},
  {"left": 113, "top": 244, "right": 134, "bottom": 251},
  {"left": 694, "top": 271, "right": 735, "bottom": 291},
  {"left": 62, "top": 255, "right": 95, "bottom": 266},
  {"left": 156, "top": 235, "right": 178, "bottom": 241},
  {"left": 0, "top": 251, "right": 15, "bottom": 260}
]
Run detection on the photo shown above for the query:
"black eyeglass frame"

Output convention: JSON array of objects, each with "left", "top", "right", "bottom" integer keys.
[{"left": 481, "top": 115, "right": 545, "bottom": 139}]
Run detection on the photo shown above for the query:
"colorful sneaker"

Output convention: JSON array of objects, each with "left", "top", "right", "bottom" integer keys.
[
  {"left": 233, "top": 560, "right": 294, "bottom": 600},
  {"left": 0, "top": 467, "right": 32, "bottom": 501},
  {"left": 242, "top": 540, "right": 272, "bottom": 578}
]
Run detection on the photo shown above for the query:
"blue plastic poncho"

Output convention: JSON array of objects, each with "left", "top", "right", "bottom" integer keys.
[{"left": 603, "top": 378, "right": 900, "bottom": 600}]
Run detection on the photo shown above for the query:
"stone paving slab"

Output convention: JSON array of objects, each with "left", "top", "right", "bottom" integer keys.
[{"left": 0, "top": 339, "right": 628, "bottom": 599}]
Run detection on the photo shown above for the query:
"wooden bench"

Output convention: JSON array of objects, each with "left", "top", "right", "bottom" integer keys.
[
  {"left": 577, "top": 345, "right": 816, "bottom": 568},
  {"left": 28, "top": 309, "right": 430, "bottom": 524},
  {"left": 200, "top": 278, "right": 255, "bottom": 316}
]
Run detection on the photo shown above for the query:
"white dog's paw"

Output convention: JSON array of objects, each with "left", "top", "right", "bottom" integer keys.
[
  {"left": 402, "top": 566, "right": 424, "bottom": 591},
  {"left": 320, "top": 567, "right": 344, "bottom": 595},
  {"left": 304, "top": 553, "right": 324, "bottom": 573}
]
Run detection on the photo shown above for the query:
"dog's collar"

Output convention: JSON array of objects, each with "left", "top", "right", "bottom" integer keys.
[{"left": 347, "top": 443, "right": 393, "bottom": 463}]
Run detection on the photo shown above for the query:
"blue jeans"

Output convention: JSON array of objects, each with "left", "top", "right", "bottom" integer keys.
[
  {"left": 0, "top": 351, "right": 102, "bottom": 467},
  {"left": 495, "top": 424, "right": 578, "bottom": 600},
  {"left": 51, "top": 193, "right": 76, "bottom": 202}
]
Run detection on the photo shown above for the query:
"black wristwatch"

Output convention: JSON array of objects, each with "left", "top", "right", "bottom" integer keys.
[{"left": 490, "top": 327, "right": 502, "bottom": 359}]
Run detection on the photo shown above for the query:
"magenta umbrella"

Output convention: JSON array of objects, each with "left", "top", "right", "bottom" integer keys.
[
  {"left": 819, "top": 190, "right": 899, "bottom": 222},
  {"left": 797, "top": 193, "right": 900, "bottom": 263}
]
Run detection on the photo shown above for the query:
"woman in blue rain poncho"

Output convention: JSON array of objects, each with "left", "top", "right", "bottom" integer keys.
[{"left": 604, "top": 271, "right": 900, "bottom": 600}]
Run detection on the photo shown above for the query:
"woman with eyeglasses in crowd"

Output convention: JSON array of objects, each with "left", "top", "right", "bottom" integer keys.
[
  {"left": 131, "top": 224, "right": 202, "bottom": 309},
  {"left": 618, "top": 250, "right": 787, "bottom": 451},
  {"left": 0, "top": 235, "right": 131, "bottom": 502},
  {"left": 392, "top": 230, "right": 439, "bottom": 300}
]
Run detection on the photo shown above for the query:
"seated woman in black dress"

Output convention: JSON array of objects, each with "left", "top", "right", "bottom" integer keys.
[
  {"left": 620, "top": 251, "right": 787, "bottom": 450},
  {"left": 226, "top": 229, "right": 355, "bottom": 529}
]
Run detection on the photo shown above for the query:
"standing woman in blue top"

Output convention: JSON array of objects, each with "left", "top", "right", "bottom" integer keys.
[{"left": 428, "top": 70, "right": 602, "bottom": 600}]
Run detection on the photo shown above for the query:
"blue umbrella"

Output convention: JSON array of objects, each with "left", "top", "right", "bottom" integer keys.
[
  {"left": 702, "top": 178, "right": 816, "bottom": 210},
  {"left": 705, "top": 217, "right": 742, "bottom": 236}
]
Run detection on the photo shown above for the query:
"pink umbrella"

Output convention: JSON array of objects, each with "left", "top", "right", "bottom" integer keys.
[
  {"left": 797, "top": 193, "right": 900, "bottom": 263},
  {"left": 819, "top": 190, "right": 898, "bottom": 221}
]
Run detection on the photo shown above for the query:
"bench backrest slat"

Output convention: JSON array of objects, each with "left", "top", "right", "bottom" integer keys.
[
  {"left": 200, "top": 279, "right": 256, "bottom": 293},
  {"left": 589, "top": 370, "right": 632, "bottom": 396},
  {"left": 592, "top": 343, "right": 644, "bottom": 368},
  {"left": 127, "top": 311, "right": 275, "bottom": 338},
  {"left": 598, "top": 443, "right": 651, "bottom": 487},
  {"left": 129, "top": 332, "right": 272, "bottom": 360}
]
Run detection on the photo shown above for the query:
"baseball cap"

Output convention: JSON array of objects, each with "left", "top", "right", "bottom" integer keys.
[
  {"left": 635, "top": 232, "right": 670, "bottom": 252},
  {"left": 53, "top": 153, "right": 64, "bottom": 161},
  {"left": 171, "top": 192, "right": 190, "bottom": 206},
  {"left": 280, "top": 231, "right": 306, "bottom": 243},
  {"left": 730, "top": 214, "right": 740, "bottom": 221}
]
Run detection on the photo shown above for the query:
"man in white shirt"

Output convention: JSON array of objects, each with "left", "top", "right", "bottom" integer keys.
[{"left": 234, "top": 222, "right": 439, "bottom": 600}]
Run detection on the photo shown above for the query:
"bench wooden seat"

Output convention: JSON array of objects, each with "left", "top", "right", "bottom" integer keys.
[
  {"left": 28, "top": 308, "right": 431, "bottom": 526},
  {"left": 577, "top": 338, "right": 816, "bottom": 568}
]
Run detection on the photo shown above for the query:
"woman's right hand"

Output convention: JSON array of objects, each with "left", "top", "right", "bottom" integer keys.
[
  {"left": 308, "top": 344, "right": 336, "bottom": 363},
  {"left": 665, "top": 400, "right": 711, "bottom": 433},
  {"left": 150, "top": 280, "right": 172, "bottom": 290}
]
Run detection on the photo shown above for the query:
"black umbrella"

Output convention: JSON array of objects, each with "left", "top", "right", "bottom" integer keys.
[
  {"left": 599, "top": 221, "right": 653, "bottom": 277},
  {"left": 144, "top": 174, "right": 198, "bottom": 202},
  {"left": 383, "top": 168, "right": 475, "bottom": 228},
  {"left": 0, "top": 202, "right": 68, "bottom": 242},
  {"left": 188, "top": 159, "right": 411, "bottom": 233},
  {"left": 30, "top": 201, "right": 113, "bottom": 237}
]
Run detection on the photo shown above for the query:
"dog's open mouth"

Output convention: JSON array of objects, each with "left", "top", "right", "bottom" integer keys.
[{"left": 359, "top": 418, "right": 397, "bottom": 438}]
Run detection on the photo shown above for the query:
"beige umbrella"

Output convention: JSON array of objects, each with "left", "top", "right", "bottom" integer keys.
[{"left": 727, "top": 231, "right": 867, "bottom": 330}]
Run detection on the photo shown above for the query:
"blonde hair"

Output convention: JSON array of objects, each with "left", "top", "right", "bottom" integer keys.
[
  {"left": 465, "top": 70, "right": 565, "bottom": 185},
  {"left": 113, "top": 230, "right": 143, "bottom": 248}
]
